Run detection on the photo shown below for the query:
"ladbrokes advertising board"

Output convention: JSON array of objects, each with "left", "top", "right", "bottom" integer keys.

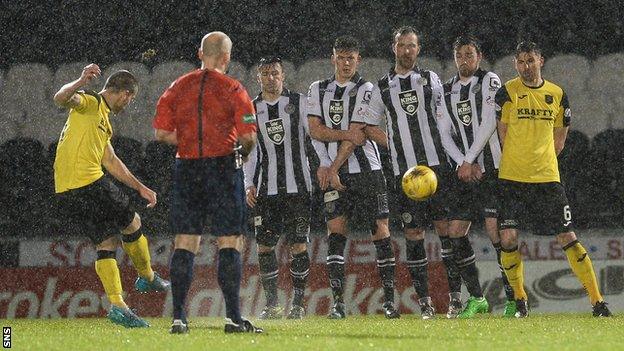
[{"left": 1, "top": 234, "right": 623, "bottom": 318}]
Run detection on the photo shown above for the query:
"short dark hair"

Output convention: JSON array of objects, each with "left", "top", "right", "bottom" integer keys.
[
  {"left": 104, "top": 70, "right": 138, "bottom": 93},
  {"left": 453, "top": 35, "right": 481, "bottom": 54},
  {"left": 257, "top": 56, "right": 283, "bottom": 70},
  {"left": 392, "top": 26, "right": 419, "bottom": 43},
  {"left": 333, "top": 36, "right": 360, "bottom": 52},
  {"left": 515, "top": 41, "right": 541, "bottom": 57}
]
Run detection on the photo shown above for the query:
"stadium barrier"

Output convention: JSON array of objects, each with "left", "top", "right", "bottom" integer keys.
[{"left": 2, "top": 232, "right": 623, "bottom": 319}]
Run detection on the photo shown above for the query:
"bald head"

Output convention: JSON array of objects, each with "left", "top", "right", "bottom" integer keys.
[{"left": 200, "top": 31, "right": 232, "bottom": 58}]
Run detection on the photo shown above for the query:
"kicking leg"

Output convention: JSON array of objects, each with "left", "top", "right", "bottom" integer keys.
[{"left": 121, "top": 213, "right": 170, "bottom": 293}]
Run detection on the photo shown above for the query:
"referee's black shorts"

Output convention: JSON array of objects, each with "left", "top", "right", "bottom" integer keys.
[
  {"left": 170, "top": 155, "right": 246, "bottom": 236},
  {"left": 56, "top": 176, "right": 135, "bottom": 245}
]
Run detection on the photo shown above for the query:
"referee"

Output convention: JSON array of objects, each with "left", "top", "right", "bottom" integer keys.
[{"left": 154, "top": 32, "right": 263, "bottom": 334}]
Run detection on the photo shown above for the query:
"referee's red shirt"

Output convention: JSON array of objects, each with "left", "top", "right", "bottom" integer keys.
[{"left": 153, "top": 69, "right": 257, "bottom": 159}]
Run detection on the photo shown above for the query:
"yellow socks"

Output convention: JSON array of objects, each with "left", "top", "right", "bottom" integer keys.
[
  {"left": 122, "top": 232, "right": 154, "bottom": 281},
  {"left": 95, "top": 252, "right": 126, "bottom": 308},
  {"left": 563, "top": 241, "right": 603, "bottom": 305},
  {"left": 500, "top": 247, "right": 528, "bottom": 300}
]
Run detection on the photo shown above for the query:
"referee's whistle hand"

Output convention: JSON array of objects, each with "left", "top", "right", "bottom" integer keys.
[{"left": 139, "top": 186, "right": 157, "bottom": 208}]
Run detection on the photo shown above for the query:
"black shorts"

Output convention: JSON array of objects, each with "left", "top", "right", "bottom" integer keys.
[
  {"left": 498, "top": 179, "right": 574, "bottom": 235},
  {"left": 253, "top": 193, "right": 311, "bottom": 247},
  {"left": 395, "top": 165, "right": 452, "bottom": 229},
  {"left": 448, "top": 170, "right": 500, "bottom": 221},
  {"left": 170, "top": 155, "right": 246, "bottom": 236},
  {"left": 323, "top": 170, "right": 389, "bottom": 225},
  {"left": 56, "top": 176, "right": 135, "bottom": 245}
]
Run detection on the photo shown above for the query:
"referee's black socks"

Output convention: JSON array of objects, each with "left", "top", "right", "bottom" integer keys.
[
  {"left": 170, "top": 248, "right": 195, "bottom": 323},
  {"left": 217, "top": 248, "right": 243, "bottom": 324},
  {"left": 327, "top": 233, "right": 347, "bottom": 303},
  {"left": 373, "top": 237, "right": 396, "bottom": 303}
]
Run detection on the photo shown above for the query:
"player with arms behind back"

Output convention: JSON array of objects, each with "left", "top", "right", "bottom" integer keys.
[{"left": 496, "top": 41, "right": 612, "bottom": 318}]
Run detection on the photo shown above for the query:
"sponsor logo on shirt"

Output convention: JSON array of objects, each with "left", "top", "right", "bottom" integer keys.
[
  {"left": 329, "top": 100, "right": 344, "bottom": 125},
  {"left": 456, "top": 100, "right": 473, "bottom": 126},
  {"left": 398, "top": 90, "right": 419, "bottom": 116},
  {"left": 265, "top": 119, "right": 285, "bottom": 145}
]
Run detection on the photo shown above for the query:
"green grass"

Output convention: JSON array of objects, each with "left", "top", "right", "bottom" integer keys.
[{"left": 3, "top": 313, "right": 621, "bottom": 351}]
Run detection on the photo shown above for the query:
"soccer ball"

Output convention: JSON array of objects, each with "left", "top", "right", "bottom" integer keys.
[{"left": 401, "top": 165, "right": 438, "bottom": 201}]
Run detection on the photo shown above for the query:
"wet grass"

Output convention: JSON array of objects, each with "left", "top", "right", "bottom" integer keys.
[{"left": 3, "top": 313, "right": 621, "bottom": 350}]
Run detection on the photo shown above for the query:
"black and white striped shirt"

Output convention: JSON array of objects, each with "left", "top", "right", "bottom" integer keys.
[
  {"left": 355, "top": 68, "right": 459, "bottom": 176},
  {"left": 307, "top": 73, "right": 382, "bottom": 175},
  {"left": 244, "top": 89, "right": 317, "bottom": 196},
  {"left": 443, "top": 69, "right": 502, "bottom": 173}
]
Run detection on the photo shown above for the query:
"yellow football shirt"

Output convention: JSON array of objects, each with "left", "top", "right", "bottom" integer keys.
[
  {"left": 54, "top": 91, "right": 113, "bottom": 193},
  {"left": 495, "top": 77, "right": 570, "bottom": 183}
]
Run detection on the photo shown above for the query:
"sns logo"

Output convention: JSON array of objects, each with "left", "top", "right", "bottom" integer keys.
[{"left": 3, "top": 327, "right": 10, "bottom": 349}]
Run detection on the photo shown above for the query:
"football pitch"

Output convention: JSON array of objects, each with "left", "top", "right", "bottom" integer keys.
[{"left": 2, "top": 314, "right": 621, "bottom": 351}]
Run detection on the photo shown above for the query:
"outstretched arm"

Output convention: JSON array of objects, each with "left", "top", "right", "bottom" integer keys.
[{"left": 102, "top": 143, "right": 157, "bottom": 208}]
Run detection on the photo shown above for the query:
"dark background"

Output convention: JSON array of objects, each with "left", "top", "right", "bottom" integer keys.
[
  {"left": 1, "top": 0, "right": 623, "bottom": 246},
  {"left": 2, "top": 0, "right": 623, "bottom": 68}
]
